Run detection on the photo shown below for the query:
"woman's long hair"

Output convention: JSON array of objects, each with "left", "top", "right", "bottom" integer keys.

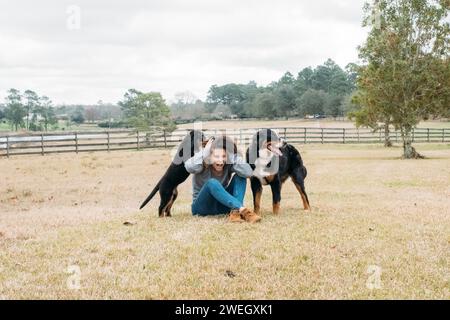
[{"left": 203, "top": 135, "right": 239, "bottom": 169}]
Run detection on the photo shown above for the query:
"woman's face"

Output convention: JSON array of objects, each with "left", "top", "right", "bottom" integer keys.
[{"left": 210, "top": 148, "right": 227, "bottom": 173}]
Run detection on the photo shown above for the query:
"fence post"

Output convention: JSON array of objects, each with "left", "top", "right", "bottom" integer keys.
[
  {"left": 107, "top": 132, "right": 110, "bottom": 152},
  {"left": 163, "top": 130, "right": 167, "bottom": 148},
  {"left": 239, "top": 129, "right": 243, "bottom": 144},
  {"left": 357, "top": 128, "right": 360, "bottom": 143},
  {"left": 41, "top": 134, "right": 44, "bottom": 156},
  {"left": 6, "top": 136, "right": 9, "bottom": 158},
  {"left": 443, "top": 129, "right": 445, "bottom": 143},
  {"left": 427, "top": 128, "right": 430, "bottom": 143},
  {"left": 75, "top": 132, "right": 78, "bottom": 154},
  {"left": 343, "top": 128, "right": 346, "bottom": 144},
  {"left": 321, "top": 128, "right": 324, "bottom": 144},
  {"left": 137, "top": 131, "right": 140, "bottom": 150},
  {"left": 304, "top": 128, "right": 307, "bottom": 144},
  {"left": 284, "top": 128, "right": 287, "bottom": 140},
  {"left": 412, "top": 129, "right": 415, "bottom": 142}
]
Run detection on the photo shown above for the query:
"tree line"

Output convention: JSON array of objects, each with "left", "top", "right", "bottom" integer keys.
[
  {"left": 1, "top": 58, "right": 355, "bottom": 132},
  {"left": 170, "top": 59, "right": 357, "bottom": 121},
  {"left": 207, "top": 59, "right": 356, "bottom": 119},
  {"left": 0, "top": 89, "right": 57, "bottom": 131},
  {"left": 0, "top": 90, "right": 124, "bottom": 131}
]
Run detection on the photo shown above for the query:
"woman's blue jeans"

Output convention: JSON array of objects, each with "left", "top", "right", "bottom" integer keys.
[{"left": 192, "top": 175, "right": 247, "bottom": 216}]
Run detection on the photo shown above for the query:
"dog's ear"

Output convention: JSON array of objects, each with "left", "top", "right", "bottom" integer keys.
[
  {"left": 256, "top": 131, "right": 260, "bottom": 158},
  {"left": 190, "top": 131, "right": 195, "bottom": 157},
  {"left": 174, "top": 130, "right": 196, "bottom": 164},
  {"left": 248, "top": 130, "right": 261, "bottom": 165}
]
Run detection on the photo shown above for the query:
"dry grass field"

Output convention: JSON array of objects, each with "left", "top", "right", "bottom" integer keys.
[{"left": 0, "top": 143, "right": 449, "bottom": 299}]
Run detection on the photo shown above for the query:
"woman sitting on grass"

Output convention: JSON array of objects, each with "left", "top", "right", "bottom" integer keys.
[{"left": 185, "top": 136, "right": 261, "bottom": 223}]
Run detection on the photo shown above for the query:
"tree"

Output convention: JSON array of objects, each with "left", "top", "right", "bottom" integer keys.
[
  {"left": 85, "top": 107, "right": 99, "bottom": 123},
  {"left": 174, "top": 91, "right": 197, "bottom": 105},
  {"left": 250, "top": 92, "right": 278, "bottom": 118},
  {"left": 342, "top": 92, "right": 360, "bottom": 115},
  {"left": 4, "top": 88, "right": 26, "bottom": 131},
  {"left": 119, "top": 89, "right": 175, "bottom": 132},
  {"left": 206, "top": 83, "right": 253, "bottom": 116},
  {"left": 171, "top": 99, "right": 208, "bottom": 121},
  {"left": 38, "top": 96, "right": 57, "bottom": 131},
  {"left": 311, "top": 60, "right": 334, "bottom": 92},
  {"left": 295, "top": 67, "right": 314, "bottom": 95},
  {"left": 293, "top": 62, "right": 356, "bottom": 118},
  {"left": 345, "top": 63, "right": 359, "bottom": 91},
  {"left": 204, "top": 60, "right": 357, "bottom": 119},
  {"left": 119, "top": 88, "right": 143, "bottom": 118},
  {"left": 354, "top": 0, "right": 450, "bottom": 158},
  {"left": 23, "top": 90, "right": 40, "bottom": 130},
  {"left": 325, "top": 94, "right": 344, "bottom": 118},
  {"left": 278, "top": 72, "right": 295, "bottom": 86},
  {"left": 275, "top": 85, "right": 297, "bottom": 116},
  {"left": 296, "top": 89, "right": 328, "bottom": 116},
  {"left": 213, "top": 104, "right": 232, "bottom": 119},
  {"left": 349, "top": 94, "right": 395, "bottom": 147},
  {"left": 71, "top": 107, "right": 85, "bottom": 124},
  {"left": 207, "top": 84, "right": 246, "bottom": 106}
]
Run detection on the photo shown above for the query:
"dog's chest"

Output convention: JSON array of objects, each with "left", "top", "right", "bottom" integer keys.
[{"left": 253, "top": 151, "right": 275, "bottom": 185}]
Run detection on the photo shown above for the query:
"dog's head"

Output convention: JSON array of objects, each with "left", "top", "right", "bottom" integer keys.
[
  {"left": 248, "top": 129, "right": 285, "bottom": 165},
  {"left": 173, "top": 129, "right": 207, "bottom": 164}
]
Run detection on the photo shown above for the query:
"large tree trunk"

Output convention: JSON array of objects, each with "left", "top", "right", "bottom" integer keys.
[
  {"left": 402, "top": 129, "right": 424, "bottom": 159},
  {"left": 384, "top": 124, "right": 393, "bottom": 147}
]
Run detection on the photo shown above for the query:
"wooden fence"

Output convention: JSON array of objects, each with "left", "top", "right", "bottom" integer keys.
[{"left": 1, "top": 127, "right": 449, "bottom": 157}]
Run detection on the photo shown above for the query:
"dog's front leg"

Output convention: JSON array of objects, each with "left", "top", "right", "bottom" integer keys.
[
  {"left": 250, "top": 177, "right": 263, "bottom": 214},
  {"left": 270, "top": 178, "right": 282, "bottom": 215}
]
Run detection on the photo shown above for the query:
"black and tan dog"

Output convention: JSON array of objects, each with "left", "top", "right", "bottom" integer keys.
[
  {"left": 140, "top": 130, "right": 208, "bottom": 217},
  {"left": 246, "top": 129, "right": 310, "bottom": 214}
]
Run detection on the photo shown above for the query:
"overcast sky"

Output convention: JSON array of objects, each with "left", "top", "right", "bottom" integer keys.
[{"left": 0, "top": 0, "right": 368, "bottom": 105}]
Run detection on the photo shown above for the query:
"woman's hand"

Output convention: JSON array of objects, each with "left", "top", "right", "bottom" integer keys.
[
  {"left": 204, "top": 137, "right": 214, "bottom": 150},
  {"left": 202, "top": 137, "right": 215, "bottom": 161}
]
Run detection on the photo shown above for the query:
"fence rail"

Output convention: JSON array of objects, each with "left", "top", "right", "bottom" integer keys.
[{"left": 1, "top": 127, "right": 449, "bottom": 158}]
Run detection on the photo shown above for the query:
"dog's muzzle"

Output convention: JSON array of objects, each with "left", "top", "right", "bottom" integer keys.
[{"left": 268, "top": 140, "right": 284, "bottom": 156}]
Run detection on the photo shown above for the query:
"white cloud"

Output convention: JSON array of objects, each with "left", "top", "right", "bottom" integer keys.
[{"left": 0, "top": 0, "right": 367, "bottom": 104}]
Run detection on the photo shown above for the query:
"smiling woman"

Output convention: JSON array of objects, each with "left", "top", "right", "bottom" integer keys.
[{"left": 185, "top": 135, "right": 261, "bottom": 222}]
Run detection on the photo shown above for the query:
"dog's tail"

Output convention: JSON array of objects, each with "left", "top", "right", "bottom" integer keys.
[{"left": 139, "top": 180, "right": 161, "bottom": 210}]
